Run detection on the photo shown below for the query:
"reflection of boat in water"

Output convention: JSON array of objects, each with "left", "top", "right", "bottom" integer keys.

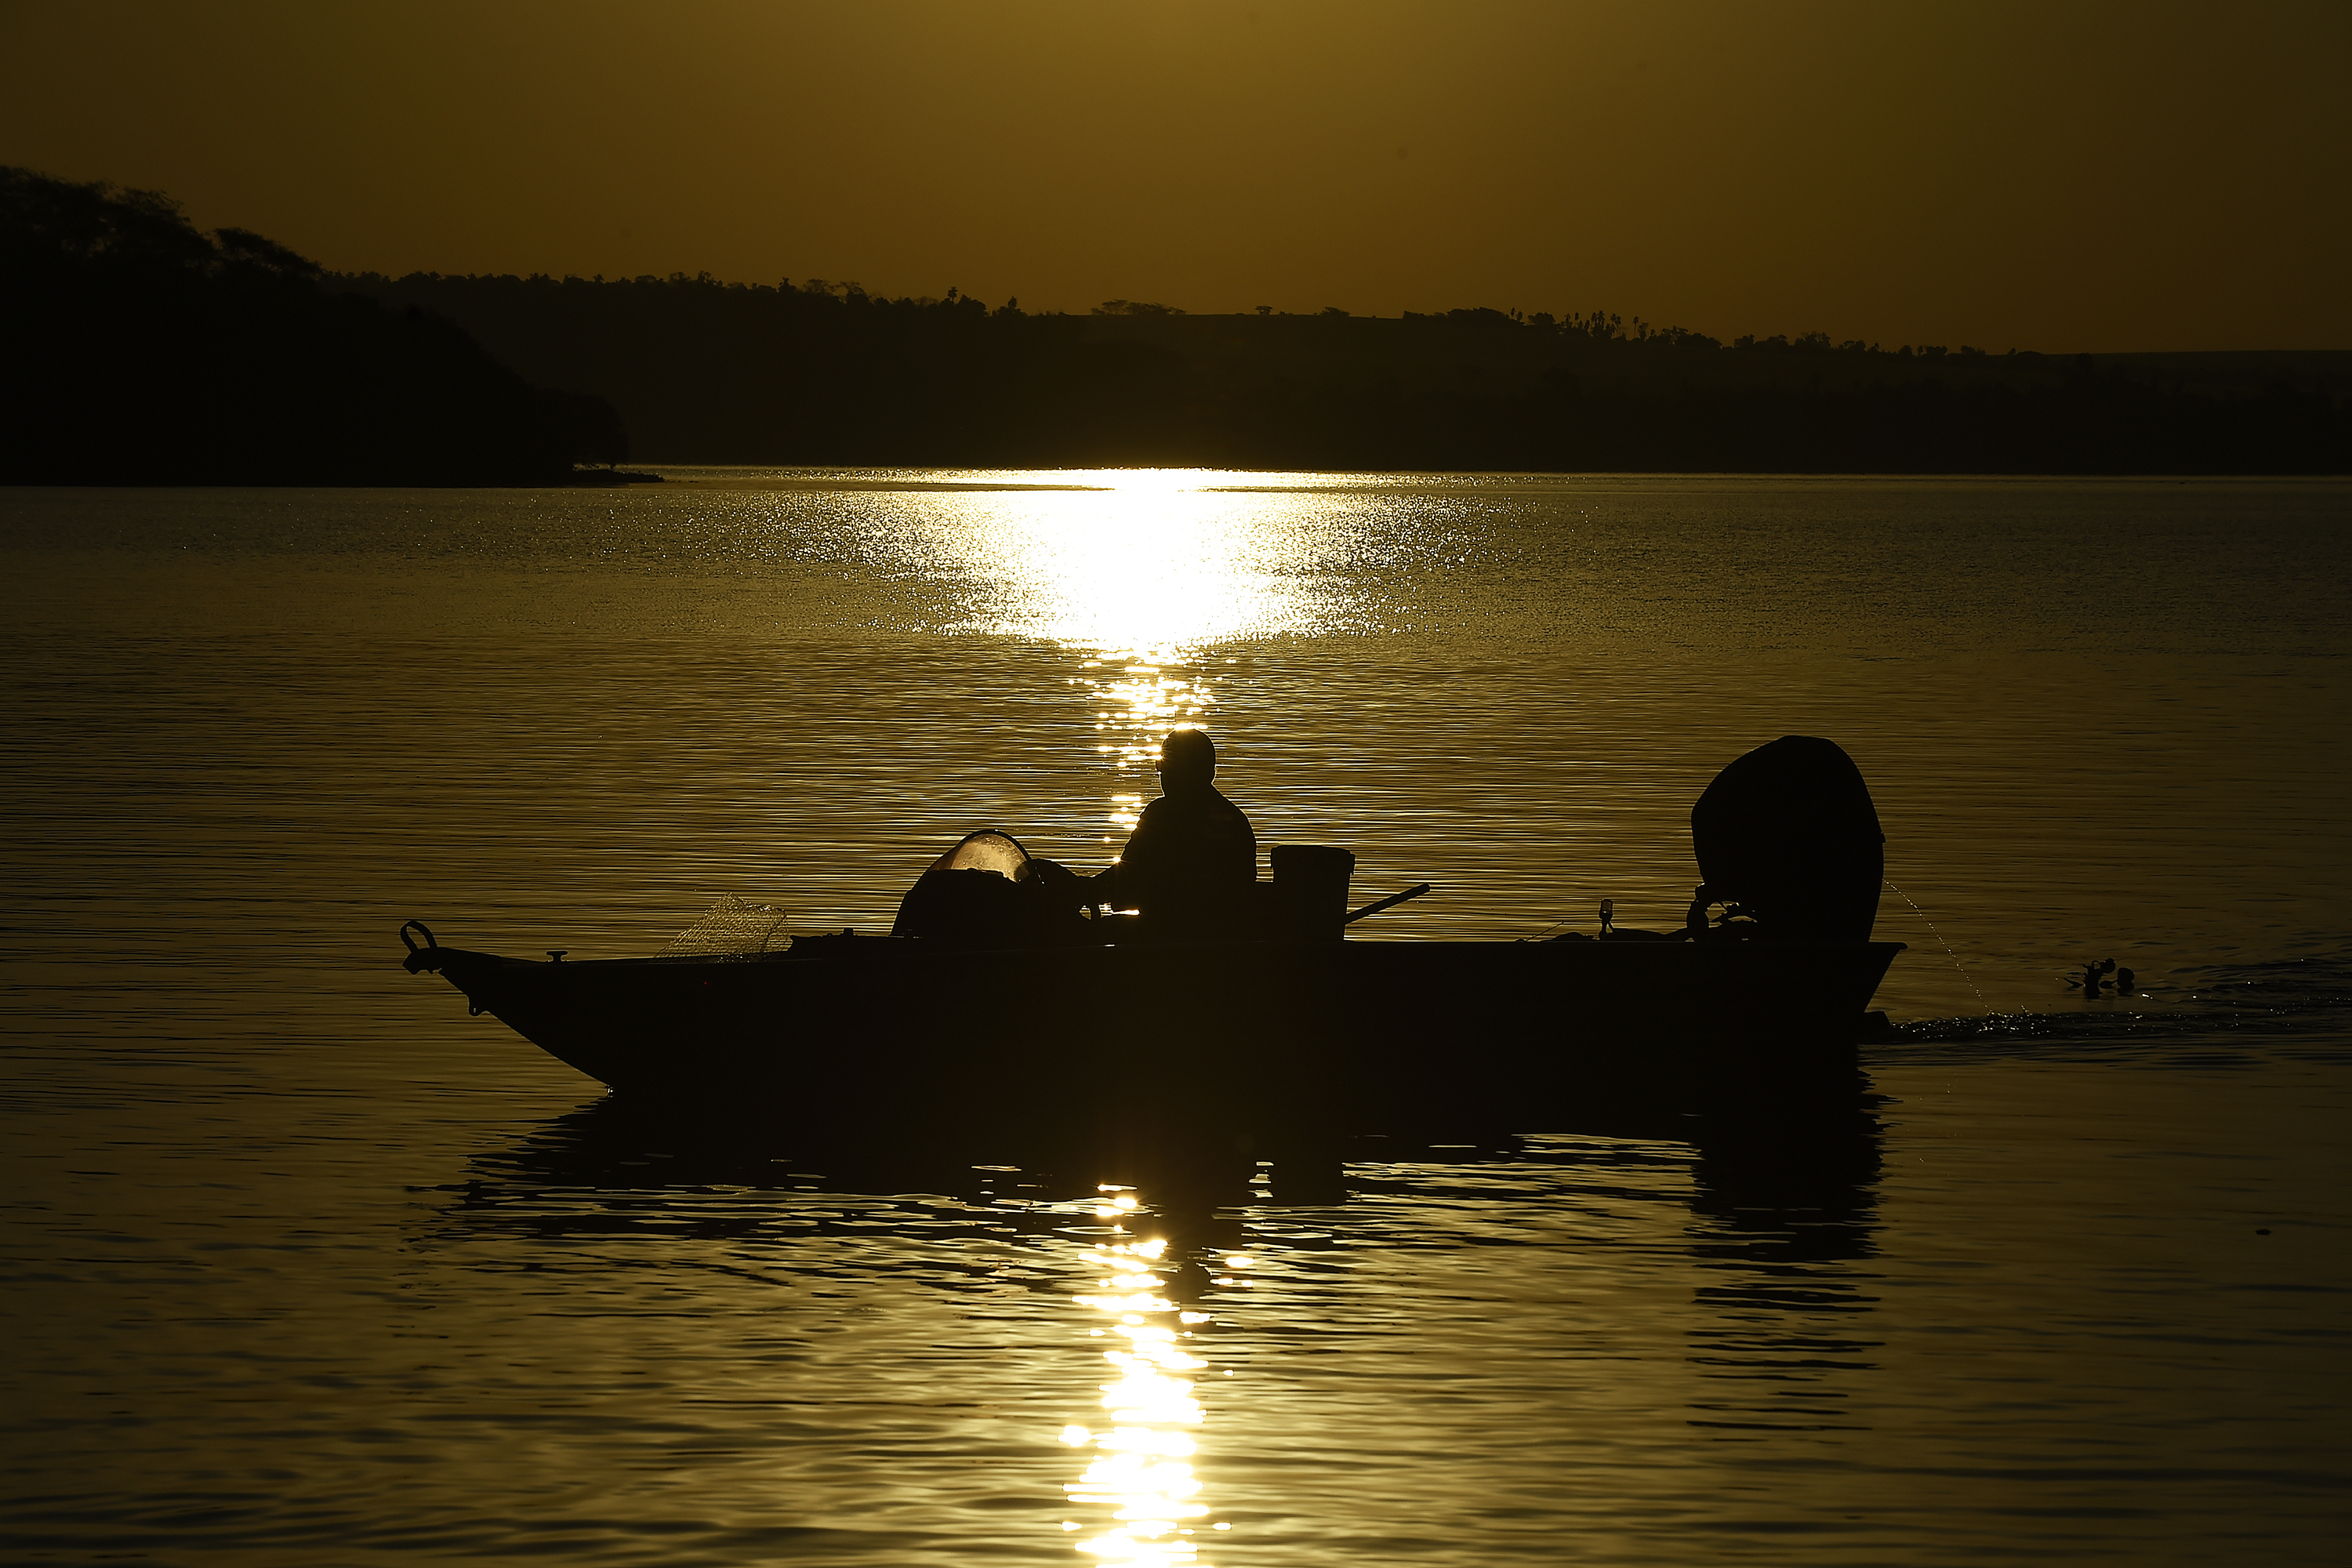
[
  {"left": 400, "top": 738, "right": 1904, "bottom": 1135},
  {"left": 425, "top": 1049, "right": 1889, "bottom": 1557}
]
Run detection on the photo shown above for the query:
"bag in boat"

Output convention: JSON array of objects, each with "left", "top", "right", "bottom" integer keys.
[{"left": 891, "top": 829, "right": 1087, "bottom": 948}]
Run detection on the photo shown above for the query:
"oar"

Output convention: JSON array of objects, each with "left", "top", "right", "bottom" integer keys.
[{"left": 1345, "top": 883, "right": 1432, "bottom": 925}]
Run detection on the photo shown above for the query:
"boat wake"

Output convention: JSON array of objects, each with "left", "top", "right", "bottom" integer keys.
[{"left": 1875, "top": 997, "right": 2351, "bottom": 1067}]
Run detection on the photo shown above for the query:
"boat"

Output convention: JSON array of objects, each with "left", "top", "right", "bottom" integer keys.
[{"left": 398, "top": 737, "right": 1905, "bottom": 1138}]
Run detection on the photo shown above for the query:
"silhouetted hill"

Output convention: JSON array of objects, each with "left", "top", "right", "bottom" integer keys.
[
  {"left": 347, "top": 273, "right": 2350, "bottom": 474},
  {"left": 1, "top": 169, "right": 630, "bottom": 485}
]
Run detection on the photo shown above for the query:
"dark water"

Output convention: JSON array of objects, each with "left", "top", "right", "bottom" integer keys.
[{"left": 3, "top": 472, "right": 2347, "bottom": 1564}]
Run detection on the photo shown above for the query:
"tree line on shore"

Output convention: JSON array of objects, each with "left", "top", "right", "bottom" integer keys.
[
  {"left": 349, "top": 270, "right": 2348, "bottom": 474},
  {"left": 5, "top": 161, "right": 2342, "bottom": 484},
  {"left": 1, "top": 168, "right": 626, "bottom": 485}
]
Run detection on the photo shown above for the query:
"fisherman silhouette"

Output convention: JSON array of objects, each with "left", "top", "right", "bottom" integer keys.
[{"left": 1089, "top": 730, "right": 1258, "bottom": 935}]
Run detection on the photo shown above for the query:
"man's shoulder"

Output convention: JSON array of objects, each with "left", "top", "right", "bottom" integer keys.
[
  {"left": 1139, "top": 789, "right": 1252, "bottom": 830},
  {"left": 1203, "top": 789, "right": 1254, "bottom": 840}
]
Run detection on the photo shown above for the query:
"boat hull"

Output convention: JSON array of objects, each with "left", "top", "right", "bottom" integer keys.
[{"left": 405, "top": 935, "right": 1904, "bottom": 1136}]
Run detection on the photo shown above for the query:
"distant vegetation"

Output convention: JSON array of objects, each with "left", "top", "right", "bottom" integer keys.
[
  {"left": 1, "top": 168, "right": 628, "bottom": 485},
  {"left": 6, "top": 162, "right": 2339, "bottom": 481},
  {"left": 344, "top": 273, "right": 2350, "bottom": 474}
]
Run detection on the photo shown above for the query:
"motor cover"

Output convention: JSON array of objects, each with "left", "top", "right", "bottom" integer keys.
[{"left": 1690, "top": 736, "right": 1884, "bottom": 942}]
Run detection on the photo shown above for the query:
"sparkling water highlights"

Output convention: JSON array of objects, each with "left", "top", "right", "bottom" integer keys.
[{"left": 1065, "top": 1222, "right": 1218, "bottom": 1565}]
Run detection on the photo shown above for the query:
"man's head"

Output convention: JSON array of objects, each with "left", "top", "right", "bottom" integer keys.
[{"left": 1157, "top": 728, "right": 1217, "bottom": 791}]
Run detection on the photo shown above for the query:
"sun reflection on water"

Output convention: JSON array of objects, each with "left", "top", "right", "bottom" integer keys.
[
  {"left": 1080, "top": 654, "right": 1222, "bottom": 839},
  {"left": 960, "top": 472, "right": 1311, "bottom": 652},
  {"left": 1060, "top": 1192, "right": 1230, "bottom": 1564},
  {"left": 952, "top": 470, "right": 1337, "bottom": 844}
]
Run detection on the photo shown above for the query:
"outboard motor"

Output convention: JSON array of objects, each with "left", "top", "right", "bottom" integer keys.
[{"left": 1690, "top": 736, "right": 1884, "bottom": 942}]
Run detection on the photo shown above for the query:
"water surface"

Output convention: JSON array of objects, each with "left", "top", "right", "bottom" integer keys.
[{"left": 3, "top": 472, "right": 2347, "bottom": 1563}]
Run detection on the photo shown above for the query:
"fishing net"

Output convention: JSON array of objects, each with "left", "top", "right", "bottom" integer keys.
[{"left": 666, "top": 894, "right": 792, "bottom": 956}]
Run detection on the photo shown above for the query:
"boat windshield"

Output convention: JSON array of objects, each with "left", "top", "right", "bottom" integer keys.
[{"left": 923, "top": 829, "right": 1035, "bottom": 883}]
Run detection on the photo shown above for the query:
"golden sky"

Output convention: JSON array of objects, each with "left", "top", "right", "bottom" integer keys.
[{"left": 5, "top": 1, "right": 2345, "bottom": 351}]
